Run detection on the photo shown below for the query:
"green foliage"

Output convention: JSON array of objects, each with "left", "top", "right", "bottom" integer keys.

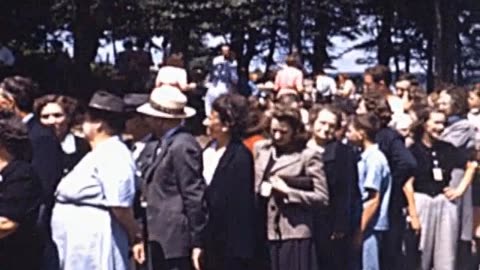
[{"left": 1, "top": 0, "right": 479, "bottom": 84}]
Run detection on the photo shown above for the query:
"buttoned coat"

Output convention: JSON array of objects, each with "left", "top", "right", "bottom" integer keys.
[
  {"left": 253, "top": 140, "right": 329, "bottom": 241},
  {"left": 140, "top": 127, "right": 208, "bottom": 259},
  {"left": 203, "top": 139, "right": 256, "bottom": 269}
]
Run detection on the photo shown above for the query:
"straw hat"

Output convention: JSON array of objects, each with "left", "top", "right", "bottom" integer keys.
[{"left": 137, "top": 85, "right": 196, "bottom": 119}]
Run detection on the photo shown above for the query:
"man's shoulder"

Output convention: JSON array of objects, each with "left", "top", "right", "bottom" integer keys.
[
  {"left": 170, "top": 131, "right": 201, "bottom": 150},
  {"left": 364, "top": 147, "right": 389, "bottom": 167}
]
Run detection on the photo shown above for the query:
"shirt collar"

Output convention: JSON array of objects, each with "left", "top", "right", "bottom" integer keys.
[
  {"left": 447, "top": 115, "right": 462, "bottom": 126},
  {"left": 361, "top": 144, "right": 380, "bottom": 160},
  {"left": 95, "top": 136, "right": 121, "bottom": 151},
  {"left": 306, "top": 139, "right": 325, "bottom": 154},
  {"left": 470, "top": 108, "right": 480, "bottom": 115},
  {"left": 61, "top": 133, "right": 77, "bottom": 154},
  {"left": 162, "top": 125, "right": 182, "bottom": 142},
  {"left": 22, "top": 113, "right": 34, "bottom": 124}
]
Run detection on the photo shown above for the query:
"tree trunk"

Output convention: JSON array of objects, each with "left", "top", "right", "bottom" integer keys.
[
  {"left": 433, "top": 0, "right": 457, "bottom": 84},
  {"left": 377, "top": 0, "right": 393, "bottom": 65},
  {"left": 73, "top": 0, "right": 101, "bottom": 98},
  {"left": 170, "top": 21, "right": 190, "bottom": 60},
  {"left": 312, "top": 12, "right": 329, "bottom": 74},
  {"left": 426, "top": 34, "right": 434, "bottom": 92},
  {"left": 264, "top": 23, "right": 278, "bottom": 77},
  {"left": 243, "top": 28, "right": 259, "bottom": 73},
  {"left": 394, "top": 55, "right": 400, "bottom": 78},
  {"left": 287, "top": 0, "right": 302, "bottom": 54},
  {"left": 402, "top": 29, "right": 411, "bottom": 73},
  {"left": 231, "top": 28, "right": 245, "bottom": 76},
  {"left": 456, "top": 35, "right": 463, "bottom": 83}
]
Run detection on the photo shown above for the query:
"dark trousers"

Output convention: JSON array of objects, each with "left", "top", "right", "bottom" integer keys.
[
  {"left": 316, "top": 234, "right": 355, "bottom": 270},
  {"left": 204, "top": 253, "right": 253, "bottom": 270},
  {"left": 457, "top": 240, "right": 475, "bottom": 270},
  {"left": 149, "top": 242, "right": 192, "bottom": 270},
  {"left": 380, "top": 205, "right": 406, "bottom": 270},
  {"left": 314, "top": 218, "right": 356, "bottom": 270},
  {"left": 403, "top": 228, "right": 421, "bottom": 270}
]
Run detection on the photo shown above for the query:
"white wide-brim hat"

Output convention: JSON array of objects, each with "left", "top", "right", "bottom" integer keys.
[{"left": 137, "top": 85, "right": 196, "bottom": 119}]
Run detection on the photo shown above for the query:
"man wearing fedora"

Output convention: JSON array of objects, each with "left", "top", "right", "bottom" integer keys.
[{"left": 133, "top": 85, "right": 208, "bottom": 270}]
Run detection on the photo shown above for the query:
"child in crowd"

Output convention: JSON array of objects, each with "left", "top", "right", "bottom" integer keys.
[{"left": 346, "top": 113, "right": 392, "bottom": 270}]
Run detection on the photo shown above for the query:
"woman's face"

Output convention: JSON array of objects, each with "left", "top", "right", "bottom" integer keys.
[
  {"left": 40, "top": 102, "right": 68, "bottom": 139},
  {"left": 312, "top": 109, "right": 338, "bottom": 143},
  {"left": 437, "top": 91, "right": 453, "bottom": 117},
  {"left": 0, "top": 89, "right": 15, "bottom": 111},
  {"left": 468, "top": 92, "right": 480, "bottom": 110},
  {"left": 424, "top": 112, "right": 446, "bottom": 140},
  {"left": 203, "top": 110, "right": 228, "bottom": 140},
  {"left": 270, "top": 118, "right": 294, "bottom": 148}
]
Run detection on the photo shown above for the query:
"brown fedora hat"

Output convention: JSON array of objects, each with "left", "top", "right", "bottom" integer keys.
[{"left": 88, "top": 90, "right": 125, "bottom": 113}]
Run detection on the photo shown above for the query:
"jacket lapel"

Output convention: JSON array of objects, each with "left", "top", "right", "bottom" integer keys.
[
  {"left": 212, "top": 140, "right": 238, "bottom": 176},
  {"left": 323, "top": 141, "right": 338, "bottom": 163},
  {"left": 270, "top": 150, "right": 301, "bottom": 174},
  {"left": 144, "top": 127, "right": 185, "bottom": 184}
]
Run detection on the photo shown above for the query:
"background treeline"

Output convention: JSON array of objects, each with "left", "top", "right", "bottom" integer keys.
[{"left": 0, "top": 0, "right": 479, "bottom": 96}]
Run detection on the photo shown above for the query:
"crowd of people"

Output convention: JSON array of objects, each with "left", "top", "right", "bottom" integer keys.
[{"left": 0, "top": 44, "right": 479, "bottom": 270}]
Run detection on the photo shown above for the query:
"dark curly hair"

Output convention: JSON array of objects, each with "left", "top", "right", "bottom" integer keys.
[
  {"left": 308, "top": 104, "right": 343, "bottom": 128},
  {"left": 365, "top": 64, "right": 392, "bottom": 86},
  {"left": 411, "top": 106, "right": 444, "bottom": 141},
  {"left": 34, "top": 95, "right": 82, "bottom": 130},
  {"left": 212, "top": 93, "right": 249, "bottom": 139},
  {"left": 361, "top": 90, "right": 392, "bottom": 128},
  {"left": 0, "top": 110, "right": 31, "bottom": 160},
  {"left": 0, "top": 76, "right": 39, "bottom": 113}
]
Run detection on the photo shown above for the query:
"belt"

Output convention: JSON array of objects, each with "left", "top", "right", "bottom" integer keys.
[{"left": 55, "top": 199, "right": 109, "bottom": 211}]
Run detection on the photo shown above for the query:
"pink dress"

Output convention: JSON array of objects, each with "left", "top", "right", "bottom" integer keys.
[{"left": 274, "top": 66, "right": 303, "bottom": 92}]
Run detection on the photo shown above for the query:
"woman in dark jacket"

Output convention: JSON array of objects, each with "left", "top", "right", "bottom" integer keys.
[
  {"left": 202, "top": 93, "right": 256, "bottom": 270},
  {"left": 307, "top": 104, "right": 361, "bottom": 270},
  {"left": 0, "top": 110, "right": 43, "bottom": 270},
  {"left": 34, "top": 94, "right": 90, "bottom": 176}
]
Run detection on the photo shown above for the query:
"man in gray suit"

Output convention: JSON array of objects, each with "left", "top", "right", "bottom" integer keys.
[{"left": 133, "top": 85, "right": 208, "bottom": 270}]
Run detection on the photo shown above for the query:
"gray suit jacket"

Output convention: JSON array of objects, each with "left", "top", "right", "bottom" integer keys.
[
  {"left": 254, "top": 140, "right": 329, "bottom": 241},
  {"left": 141, "top": 127, "right": 208, "bottom": 259}
]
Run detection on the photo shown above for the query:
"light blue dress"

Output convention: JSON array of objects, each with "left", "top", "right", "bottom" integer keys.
[{"left": 51, "top": 136, "right": 136, "bottom": 270}]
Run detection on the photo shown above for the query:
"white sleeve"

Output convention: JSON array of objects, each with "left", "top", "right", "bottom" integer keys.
[{"left": 98, "top": 153, "right": 136, "bottom": 207}]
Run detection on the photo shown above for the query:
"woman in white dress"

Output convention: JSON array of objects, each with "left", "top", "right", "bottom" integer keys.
[
  {"left": 155, "top": 53, "right": 193, "bottom": 91},
  {"left": 51, "top": 91, "right": 140, "bottom": 270}
]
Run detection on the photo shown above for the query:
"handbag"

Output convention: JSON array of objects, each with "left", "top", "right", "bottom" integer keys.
[{"left": 281, "top": 175, "right": 314, "bottom": 191}]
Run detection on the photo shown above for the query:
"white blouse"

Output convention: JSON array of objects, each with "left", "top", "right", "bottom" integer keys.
[{"left": 202, "top": 143, "right": 226, "bottom": 185}]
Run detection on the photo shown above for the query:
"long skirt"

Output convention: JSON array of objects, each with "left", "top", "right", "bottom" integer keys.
[
  {"left": 268, "top": 238, "right": 318, "bottom": 270},
  {"left": 415, "top": 192, "right": 459, "bottom": 270}
]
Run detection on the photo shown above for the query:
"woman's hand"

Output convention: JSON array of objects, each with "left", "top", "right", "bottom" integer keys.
[
  {"left": 270, "top": 176, "right": 291, "bottom": 196},
  {"left": 443, "top": 187, "right": 463, "bottom": 201},
  {"left": 132, "top": 243, "right": 145, "bottom": 264},
  {"left": 0, "top": 216, "right": 18, "bottom": 239},
  {"left": 192, "top": 247, "right": 203, "bottom": 270},
  {"left": 409, "top": 215, "right": 421, "bottom": 235}
]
